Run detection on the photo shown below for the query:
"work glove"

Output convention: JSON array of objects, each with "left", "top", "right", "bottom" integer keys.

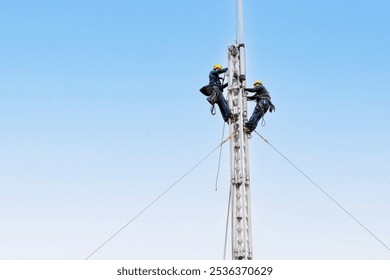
[{"left": 269, "top": 104, "right": 275, "bottom": 113}]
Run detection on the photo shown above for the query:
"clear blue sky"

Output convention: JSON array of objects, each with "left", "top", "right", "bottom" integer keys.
[{"left": 0, "top": 0, "right": 389, "bottom": 260}]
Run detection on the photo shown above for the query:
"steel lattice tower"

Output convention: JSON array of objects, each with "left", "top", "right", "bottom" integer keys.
[{"left": 227, "top": 0, "right": 253, "bottom": 260}]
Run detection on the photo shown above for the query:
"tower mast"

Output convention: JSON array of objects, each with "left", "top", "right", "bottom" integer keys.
[{"left": 227, "top": 0, "right": 253, "bottom": 260}]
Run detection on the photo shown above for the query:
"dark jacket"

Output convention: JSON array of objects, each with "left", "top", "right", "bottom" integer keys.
[
  {"left": 245, "top": 85, "right": 271, "bottom": 103},
  {"left": 209, "top": 68, "right": 228, "bottom": 87}
]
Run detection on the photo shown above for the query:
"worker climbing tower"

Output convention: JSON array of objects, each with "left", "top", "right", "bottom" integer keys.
[{"left": 227, "top": 0, "right": 252, "bottom": 260}]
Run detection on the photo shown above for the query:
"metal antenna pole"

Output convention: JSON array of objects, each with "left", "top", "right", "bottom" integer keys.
[
  {"left": 227, "top": 0, "right": 253, "bottom": 260},
  {"left": 237, "top": 0, "right": 244, "bottom": 44}
]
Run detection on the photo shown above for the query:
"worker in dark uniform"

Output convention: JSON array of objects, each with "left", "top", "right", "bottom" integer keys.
[
  {"left": 207, "top": 64, "right": 233, "bottom": 123},
  {"left": 244, "top": 80, "right": 275, "bottom": 133}
]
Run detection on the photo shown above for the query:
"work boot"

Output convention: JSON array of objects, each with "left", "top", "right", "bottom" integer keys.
[{"left": 243, "top": 124, "right": 252, "bottom": 134}]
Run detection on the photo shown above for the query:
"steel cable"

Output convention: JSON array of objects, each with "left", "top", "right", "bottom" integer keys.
[
  {"left": 85, "top": 134, "right": 233, "bottom": 260},
  {"left": 253, "top": 130, "right": 390, "bottom": 253}
]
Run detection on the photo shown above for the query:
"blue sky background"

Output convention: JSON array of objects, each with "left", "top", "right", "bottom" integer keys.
[{"left": 0, "top": 0, "right": 389, "bottom": 260}]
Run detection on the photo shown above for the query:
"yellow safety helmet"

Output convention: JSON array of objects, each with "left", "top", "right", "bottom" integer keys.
[
  {"left": 213, "top": 64, "right": 222, "bottom": 70},
  {"left": 254, "top": 80, "right": 262, "bottom": 86}
]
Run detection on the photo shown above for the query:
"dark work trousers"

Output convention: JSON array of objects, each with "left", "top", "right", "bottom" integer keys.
[
  {"left": 246, "top": 98, "right": 270, "bottom": 131},
  {"left": 214, "top": 87, "right": 232, "bottom": 123}
]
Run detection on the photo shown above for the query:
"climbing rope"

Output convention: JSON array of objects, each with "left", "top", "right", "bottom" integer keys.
[
  {"left": 223, "top": 186, "right": 232, "bottom": 260},
  {"left": 253, "top": 130, "right": 390, "bottom": 253},
  {"left": 215, "top": 122, "right": 226, "bottom": 191},
  {"left": 85, "top": 134, "right": 233, "bottom": 260}
]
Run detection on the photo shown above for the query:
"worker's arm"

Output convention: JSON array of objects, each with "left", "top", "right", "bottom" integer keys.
[
  {"left": 244, "top": 87, "right": 257, "bottom": 93},
  {"left": 246, "top": 94, "right": 257, "bottom": 101},
  {"left": 210, "top": 68, "right": 228, "bottom": 78},
  {"left": 245, "top": 87, "right": 259, "bottom": 101},
  {"left": 217, "top": 67, "right": 228, "bottom": 74}
]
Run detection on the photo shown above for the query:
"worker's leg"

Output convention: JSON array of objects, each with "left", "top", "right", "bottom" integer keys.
[
  {"left": 245, "top": 105, "right": 262, "bottom": 131},
  {"left": 245, "top": 99, "right": 269, "bottom": 132},
  {"left": 216, "top": 90, "right": 232, "bottom": 122}
]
